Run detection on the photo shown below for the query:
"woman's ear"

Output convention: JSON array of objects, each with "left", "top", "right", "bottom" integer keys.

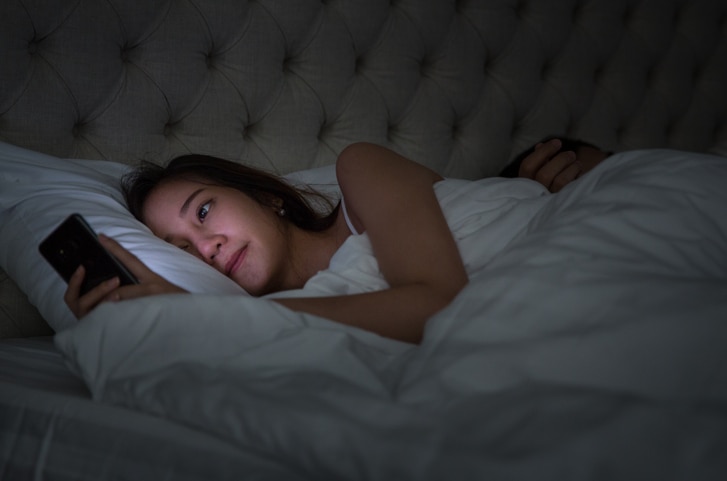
[{"left": 267, "top": 195, "right": 286, "bottom": 217}]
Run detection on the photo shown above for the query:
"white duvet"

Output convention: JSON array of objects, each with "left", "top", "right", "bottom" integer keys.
[{"left": 55, "top": 150, "right": 727, "bottom": 481}]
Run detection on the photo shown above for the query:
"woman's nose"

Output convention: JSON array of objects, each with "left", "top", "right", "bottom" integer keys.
[{"left": 196, "top": 235, "right": 224, "bottom": 263}]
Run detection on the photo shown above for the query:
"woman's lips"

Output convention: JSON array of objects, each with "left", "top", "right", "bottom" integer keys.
[{"left": 225, "top": 246, "right": 247, "bottom": 276}]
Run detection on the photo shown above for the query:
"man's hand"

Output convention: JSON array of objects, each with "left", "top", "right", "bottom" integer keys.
[
  {"left": 516, "top": 138, "right": 611, "bottom": 192},
  {"left": 518, "top": 139, "right": 582, "bottom": 192}
]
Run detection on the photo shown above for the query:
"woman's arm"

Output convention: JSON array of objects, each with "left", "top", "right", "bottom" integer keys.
[
  {"left": 65, "top": 143, "right": 468, "bottom": 343},
  {"left": 274, "top": 142, "right": 468, "bottom": 343}
]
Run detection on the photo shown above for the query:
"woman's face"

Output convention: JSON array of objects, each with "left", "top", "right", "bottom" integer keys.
[{"left": 142, "top": 177, "right": 289, "bottom": 296}]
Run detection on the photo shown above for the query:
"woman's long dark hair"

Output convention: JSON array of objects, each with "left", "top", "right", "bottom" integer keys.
[{"left": 121, "top": 154, "right": 339, "bottom": 232}]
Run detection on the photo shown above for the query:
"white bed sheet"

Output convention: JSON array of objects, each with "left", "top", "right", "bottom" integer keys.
[
  {"left": 0, "top": 337, "right": 307, "bottom": 481},
  {"left": 53, "top": 149, "right": 727, "bottom": 480}
]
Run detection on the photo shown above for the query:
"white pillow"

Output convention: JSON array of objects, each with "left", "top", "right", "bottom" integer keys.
[{"left": 0, "top": 141, "right": 247, "bottom": 332}]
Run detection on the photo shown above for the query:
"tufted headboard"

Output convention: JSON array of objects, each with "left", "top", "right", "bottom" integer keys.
[{"left": 1, "top": 0, "right": 726, "bottom": 336}]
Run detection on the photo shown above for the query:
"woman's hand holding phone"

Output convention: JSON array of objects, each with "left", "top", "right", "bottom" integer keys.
[{"left": 64, "top": 235, "right": 187, "bottom": 318}]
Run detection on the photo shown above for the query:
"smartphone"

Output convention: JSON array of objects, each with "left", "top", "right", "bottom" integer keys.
[{"left": 39, "top": 213, "right": 138, "bottom": 295}]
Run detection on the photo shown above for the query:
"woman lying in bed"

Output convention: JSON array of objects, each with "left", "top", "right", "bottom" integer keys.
[{"left": 64, "top": 139, "right": 607, "bottom": 344}]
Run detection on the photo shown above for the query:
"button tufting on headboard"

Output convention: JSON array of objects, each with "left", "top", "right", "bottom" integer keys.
[{"left": 0, "top": 0, "right": 726, "bottom": 178}]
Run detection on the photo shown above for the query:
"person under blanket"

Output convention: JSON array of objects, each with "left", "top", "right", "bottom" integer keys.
[
  {"left": 501, "top": 136, "right": 612, "bottom": 192},
  {"left": 62, "top": 140, "right": 607, "bottom": 344}
]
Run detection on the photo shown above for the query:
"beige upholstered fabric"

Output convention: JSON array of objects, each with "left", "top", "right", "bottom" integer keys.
[
  {"left": 2, "top": 0, "right": 725, "bottom": 176},
  {"left": 1, "top": 0, "right": 726, "bottom": 336}
]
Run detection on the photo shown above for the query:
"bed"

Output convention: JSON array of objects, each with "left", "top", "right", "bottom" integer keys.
[{"left": 2, "top": 0, "right": 727, "bottom": 479}]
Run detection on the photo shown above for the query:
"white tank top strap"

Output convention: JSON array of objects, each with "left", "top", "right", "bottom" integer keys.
[{"left": 340, "top": 196, "right": 361, "bottom": 235}]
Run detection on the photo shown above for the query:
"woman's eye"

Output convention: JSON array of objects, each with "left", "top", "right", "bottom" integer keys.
[{"left": 197, "top": 202, "right": 211, "bottom": 222}]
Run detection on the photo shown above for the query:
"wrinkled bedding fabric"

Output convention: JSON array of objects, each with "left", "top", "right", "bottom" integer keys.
[{"left": 56, "top": 150, "right": 727, "bottom": 480}]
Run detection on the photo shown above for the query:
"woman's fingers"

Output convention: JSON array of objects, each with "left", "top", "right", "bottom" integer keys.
[
  {"left": 64, "top": 265, "right": 84, "bottom": 308},
  {"left": 63, "top": 235, "right": 186, "bottom": 318},
  {"left": 97, "top": 234, "right": 154, "bottom": 281},
  {"left": 78, "top": 277, "right": 121, "bottom": 313},
  {"left": 64, "top": 265, "right": 121, "bottom": 318},
  {"left": 97, "top": 237, "right": 187, "bottom": 301}
]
